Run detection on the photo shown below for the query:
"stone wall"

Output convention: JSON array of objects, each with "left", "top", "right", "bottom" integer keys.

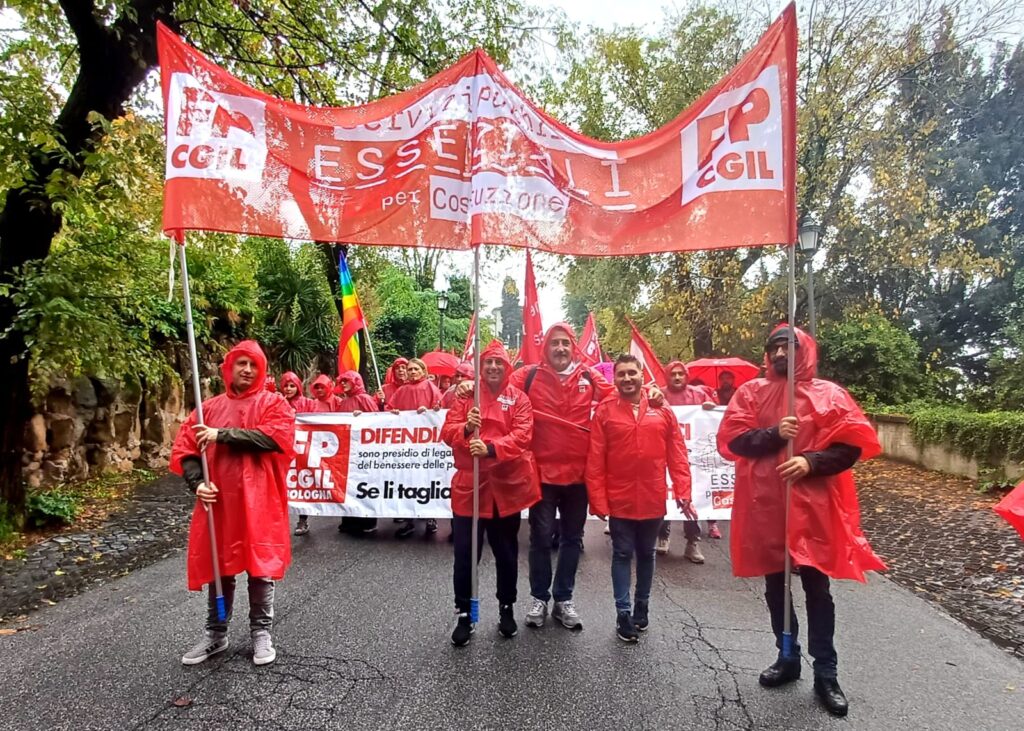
[
  {"left": 871, "top": 413, "right": 1024, "bottom": 481},
  {"left": 21, "top": 340, "right": 228, "bottom": 488}
]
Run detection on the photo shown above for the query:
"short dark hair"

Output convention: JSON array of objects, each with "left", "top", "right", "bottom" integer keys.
[{"left": 614, "top": 353, "right": 642, "bottom": 371}]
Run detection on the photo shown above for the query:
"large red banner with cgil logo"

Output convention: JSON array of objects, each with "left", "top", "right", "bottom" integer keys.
[{"left": 158, "top": 4, "right": 796, "bottom": 255}]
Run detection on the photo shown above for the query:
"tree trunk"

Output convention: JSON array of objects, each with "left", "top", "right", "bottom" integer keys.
[{"left": 0, "top": 0, "right": 175, "bottom": 518}]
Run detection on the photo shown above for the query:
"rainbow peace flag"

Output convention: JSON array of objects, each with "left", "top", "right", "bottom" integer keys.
[{"left": 338, "top": 251, "right": 366, "bottom": 375}]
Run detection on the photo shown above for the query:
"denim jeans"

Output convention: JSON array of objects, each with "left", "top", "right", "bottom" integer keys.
[
  {"left": 528, "top": 483, "right": 588, "bottom": 602},
  {"left": 452, "top": 510, "right": 521, "bottom": 613},
  {"left": 609, "top": 517, "right": 662, "bottom": 613},
  {"left": 764, "top": 567, "right": 838, "bottom": 678},
  {"left": 206, "top": 574, "right": 274, "bottom": 634}
]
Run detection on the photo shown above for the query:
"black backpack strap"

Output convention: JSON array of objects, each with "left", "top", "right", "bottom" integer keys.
[{"left": 523, "top": 365, "right": 540, "bottom": 394}]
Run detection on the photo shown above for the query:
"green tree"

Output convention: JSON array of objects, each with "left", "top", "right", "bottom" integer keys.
[{"left": 499, "top": 277, "right": 523, "bottom": 349}]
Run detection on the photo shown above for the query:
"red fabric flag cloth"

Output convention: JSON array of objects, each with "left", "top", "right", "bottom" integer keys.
[
  {"left": 994, "top": 481, "right": 1024, "bottom": 539},
  {"left": 169, "top": 340, "right": 295, "bottom": 591},
  {"left": 626, "top": 318, "right": 667, "bottom": 387},
  {"left": 520, "top": 250, "right": 543, "bottom": 364},
  {"left": 461, "top": 314, "right": 477, "bottom": 363},
  {"left": 716, "top": 325, "right": 886, "bottom": 582},
  {"left": 578, "top": 312, "right": 603, "bottom": 366},
  {"left": 158, "top": 5, "right": 797, "bottom": 254}
]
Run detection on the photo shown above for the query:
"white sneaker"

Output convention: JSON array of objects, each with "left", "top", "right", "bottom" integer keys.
[
  {"left": 252, "top": 629, "right": 276, "bottom": 666},
  {"left": 656, "top": 536, "right": 670, "bottom": 555},
  {"left": 525, "top": 598, "right": 548, "bottom": 628},
  {"left": 181, "top": 632, "right": 228, "bottom": 666},
  {"left": 553, "top": 600, "right": 583, "bottom": 631},
  {"left": 683, "top": 540, "right": 705, "bottom": 564}
]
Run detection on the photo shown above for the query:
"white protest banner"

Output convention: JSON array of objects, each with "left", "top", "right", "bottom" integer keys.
[{"left": 286, "top": 407, "right": 735, "bottom": 520}]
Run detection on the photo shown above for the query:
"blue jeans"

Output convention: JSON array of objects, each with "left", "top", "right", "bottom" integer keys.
[
  {"left": 764, "top": 567, "right": 838, "bottom": 678},
  {"left": 609, "top": 517, "right": 662, "bottom": 613},
  {"left": 528, "top": 483, "right": 588, "bottom": 602}
]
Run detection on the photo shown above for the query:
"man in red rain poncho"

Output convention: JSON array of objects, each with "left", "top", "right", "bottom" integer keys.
[
  {"left": 440, "top": 362, "right": 475, "bottom": 409},
  {"left": 586, "top": 354, "right": 692, "bottom": 643},
  {"left": 309, "top": 374, "right": 339, "bottom": 412},
  {"left": 717, "top": 325, "right": 884, "bottom": 718},
  {"left": 171, "top": 340, "right": 295, "bottom": 667},
  {"left": 661, "top": 360, "right": 720, "bottom": 562},
  {"left": 378, "top": 357, "right": 409, "bottom": 407},
  {"left": 441, "top": 340, "right": 539, "bottom": 646}
]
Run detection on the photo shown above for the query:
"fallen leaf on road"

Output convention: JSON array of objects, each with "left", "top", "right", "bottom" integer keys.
[
  {"left": 992, "top": 563, "right": 1008, "bottom": 572},
  {"left": 53, "top": 570, "right": 65, "bottom": 576},
  {"left": 0, "top": 629, "right": 16, "bottom": 636},
  {"left": 171, "top": 696, "right": 193, "bottom": 707},
  {"left": 42, "top": 599, "right": 56, "bottom": 606}
]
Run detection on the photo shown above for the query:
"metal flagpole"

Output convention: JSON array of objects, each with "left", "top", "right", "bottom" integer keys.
[
  {"left": 470, "top": 244, "right": 482, "bottom": 625},
  {"left": 177, "top": 237, "right": 226, "bottom": 623},
  {"left": 782, "top": 241, "right": 798, "bottom": 659},
  {"left": 362, "top": 324, "right": 384, "bottom": 393}
]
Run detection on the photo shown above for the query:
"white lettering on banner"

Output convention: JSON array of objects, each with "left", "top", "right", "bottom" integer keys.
[
  {"left": 429, "top": 173, "right": 569, "bottom": 224},
  {"left": 679, "top": 65, "right": 783, "bottom": 205},
  {"left": 166, "top": 72, "right": 267, "bottom": 182}
]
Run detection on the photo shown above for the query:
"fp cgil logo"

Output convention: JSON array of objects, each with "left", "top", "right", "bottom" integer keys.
[
  {"left": 166, "top": 72, "right": 267, "bottom": 182},
  {"left": 679, "top": 65, "right": 783, "bottom": 205}
]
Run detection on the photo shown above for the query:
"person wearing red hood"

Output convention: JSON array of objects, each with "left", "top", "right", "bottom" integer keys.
[
  {"left": 336, "top": 370, "right": 381, "bottom": 536},
  {"left": 508, "top": 322, "right": 617, "bottom": 632},
  {"left": 587, "top": 354, "right": 692, "bottom": 642},
  {"left": 378, "top": 357, "right": 409, "bottom": 407},
  {"left": 309, "top": 374, "right": 340, "bottom": 413},
  {"left": 280, "top": 372, "right": 318, "bottom": 537},
  {"left": 390, "top": 358, "right": 443, "bottom": 537},
  {"left": 717, "top": 325, "right": 884, "bottom": 718},
  {"left": 660, "top": 360, "right": 721, "bottom": 561},
  {"left": 171, "top": 341, "right": 294, "bottom": 667},
  {"left": 441, "top": 340, "right": 539, "bottom": 646},
  {"left": 440, "top": 362, "right": 475, "bottom": 409}
]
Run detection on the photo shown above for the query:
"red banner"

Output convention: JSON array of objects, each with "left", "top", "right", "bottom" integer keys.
[
  {"left": 578, "top": 312, "right": 603, "bottom": 366},
  {"left": 627, "top": 318, "right": 667, "bottom": 387},
  {"left": 520, "top": 251, "right": 543, "bottom": 363},
  {"left": 158, "top": 4, "right": 796, "bottom": 255}
]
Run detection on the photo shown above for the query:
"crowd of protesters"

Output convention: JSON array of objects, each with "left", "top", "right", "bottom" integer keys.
[{"left": 170, "top": 321, "right": 880, "bottom": 718}]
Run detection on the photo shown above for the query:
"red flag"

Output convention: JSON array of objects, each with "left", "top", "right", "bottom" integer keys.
[
  {"left": 461, "top": 313, "right": 477, "bottom": 362},
  {"left": 626, "top": 318, "right": 666, "bottom": 387},
  {"left": 578, "top": 312, "right": 603, "bottom": 366},
  {"left": 520, "top": 250, "right": 543, "bottom": 364},
  {"left": 995, "top": 480, "right": 1024, "bottom": 540}
]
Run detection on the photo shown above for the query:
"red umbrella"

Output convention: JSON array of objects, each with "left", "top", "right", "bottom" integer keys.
[
  {"left": 420, "top": 350, "right": 460, "bottom": 377},
  {"left": 994, "top": 481, "right": 1024, "bottom": 540},
  {"left": 685, "top": 357, "right": 760, "bottom": 390}
]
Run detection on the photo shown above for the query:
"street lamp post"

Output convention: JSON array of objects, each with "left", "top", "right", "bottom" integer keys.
[
  {"left": 437, "top": 291, "right": 449, "bottom": 350},
  {"left": 798, "top": 216, "right": 822, "bottom": 337}
]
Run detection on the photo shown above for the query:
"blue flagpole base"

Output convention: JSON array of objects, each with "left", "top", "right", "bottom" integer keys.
[
  {"left": 470, "top": 598, "right": 479, "bottom": 624},
  {"left": 216, "top": 595, "right": 227, "bottom": 623},
  {"left": 781, "top": 631, "right": 794, "bottom": 659}
]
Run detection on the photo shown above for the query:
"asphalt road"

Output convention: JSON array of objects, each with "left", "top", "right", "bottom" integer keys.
[{"left": 1, "top": 519, "right": 1021, "bottom": 730}]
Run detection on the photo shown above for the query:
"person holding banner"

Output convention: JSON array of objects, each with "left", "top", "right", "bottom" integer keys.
[
  {"left": 390, "top": 358, "right": 443, "bottom": 537},
  {"left": 586, "top": 354, "right": 692, "bottom": 642},
  {"left": 661, "top": 360, "right": 720, "bottom": 561},
  {"left": 336, "top": 370, "right": 380, "bottom": 414},
  {"left": 281, "top": 372, "right": 317, "bottom": 537},
  {"left": 378, "top": 357, "right": 409, "bottom": 407},
  {"left": 310, "top": 374, "right": 339, "bottom": 412},
  {"left": 441, "top": 340, "right": 539, "bottom": 646},
  {"left": 717, "top": 325, "right": 885, "bottom": 717},
  {"left": 171, "top": 340, "right": 295, "bottom": 667}
]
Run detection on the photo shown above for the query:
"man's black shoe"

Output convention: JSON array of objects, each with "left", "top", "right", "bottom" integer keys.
[
  {"left": 425, "top": 519, "right": 438, "bottom": 535},
  {"left": 616, "top": 611, "right": 639, "bottom": 643},
  {"left": 396, "top": 522, "right": 415, "bottom": 539},
  {"left": 814, "top": 677, "right": 849, "bottom": 717},
  {"left": 451, "top": 613, "right": 473, "bottom": 647},
  {"left": 758, "top": 659, "right": 801, "bottom": 687},
  {"left": 632, "top": 600, "right": 649, "bottom": 632},
  {"left": 498, "top": 604, "right": 518, "bottom": 638}
]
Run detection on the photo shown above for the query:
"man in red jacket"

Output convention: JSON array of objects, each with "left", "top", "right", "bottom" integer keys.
[
  {"left": 586, "top": 354, "right": 692, "bottom": 642},
  {"left": 717, "top": 325, "right": 884, "bottom": 717},
  {"left": 509, "top": 322, "right": 616, "bottom": 631},
  {"left": 661, "top": 360, "right": 720, "bottom": 561},
  {"left": 171, "top": 341, "right": 294, "bottom": 667},
  {"left": 441, "top": 340, "right": 539, "bottom": 646}
]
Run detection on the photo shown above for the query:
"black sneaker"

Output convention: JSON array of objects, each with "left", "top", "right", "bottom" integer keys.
[
  {"left": 451, "top": 613, "right": 474, "bottom": 647},
  {"left": 425, "top": 519, "right": 438, "bottom": 535},
  {"left": 616, "top": 611, "right": 638, "bottom": 643},
  {"left": 396, "top": 522, "right": 415, "bottom": 539},
  {"left": 498, "top": 604, "right": 518, "bottom": 638},
  {"left": 632, "top": 600, "right": 649, "bottom": 631}
]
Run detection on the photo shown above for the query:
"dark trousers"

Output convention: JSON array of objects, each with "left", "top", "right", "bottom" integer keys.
[
  {"left": 529, "top": 482, "right": 588, "bottom": 602},
  {"left": 452, "top": 509, "right": 521, "bottom": 613},
  {"left": 764, "top": 567, "right": 838, "bottom": 678},
  {"left": 609, "top": 517, "right": 662, "bottom": 613},
  {"left": 658, "top": 519, "right": 701, "bottom": 541},
  {"left": 206, "top": 574, "right": 274, "bottom": 634}
]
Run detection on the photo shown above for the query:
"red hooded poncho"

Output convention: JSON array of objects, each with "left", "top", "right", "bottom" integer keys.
[
  {"left": 280, "top": 371, "right": 317, "bottom": 414},
  {"left": 170, "top": 340, "right": 295, "bottom": 590},
  {"left": 664, "top": 360, "right": 717, "bottom": 406},
  {"left": 440, "top": 362, "right": 475, "bottom": 409},
  {"left": 336, "top": 370, "right": 380, "bottom": 413},
  {"left": 381, "top": 357, "right": 408, "bottom": 406},
  {"left": 389, "top": 369, "right": 443, "bottom": 410},
  {"left": 309, "top": 374, "right": 339, "bottom": 413},
  {"left": 508, "top": 323, "right": 615, "bottom": 485},
  {"left": 441, "top": 340, "right": 540, "bottom": 517},
  {"left": 716, "top": 325, "right": 885, "bottom": 582}
]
